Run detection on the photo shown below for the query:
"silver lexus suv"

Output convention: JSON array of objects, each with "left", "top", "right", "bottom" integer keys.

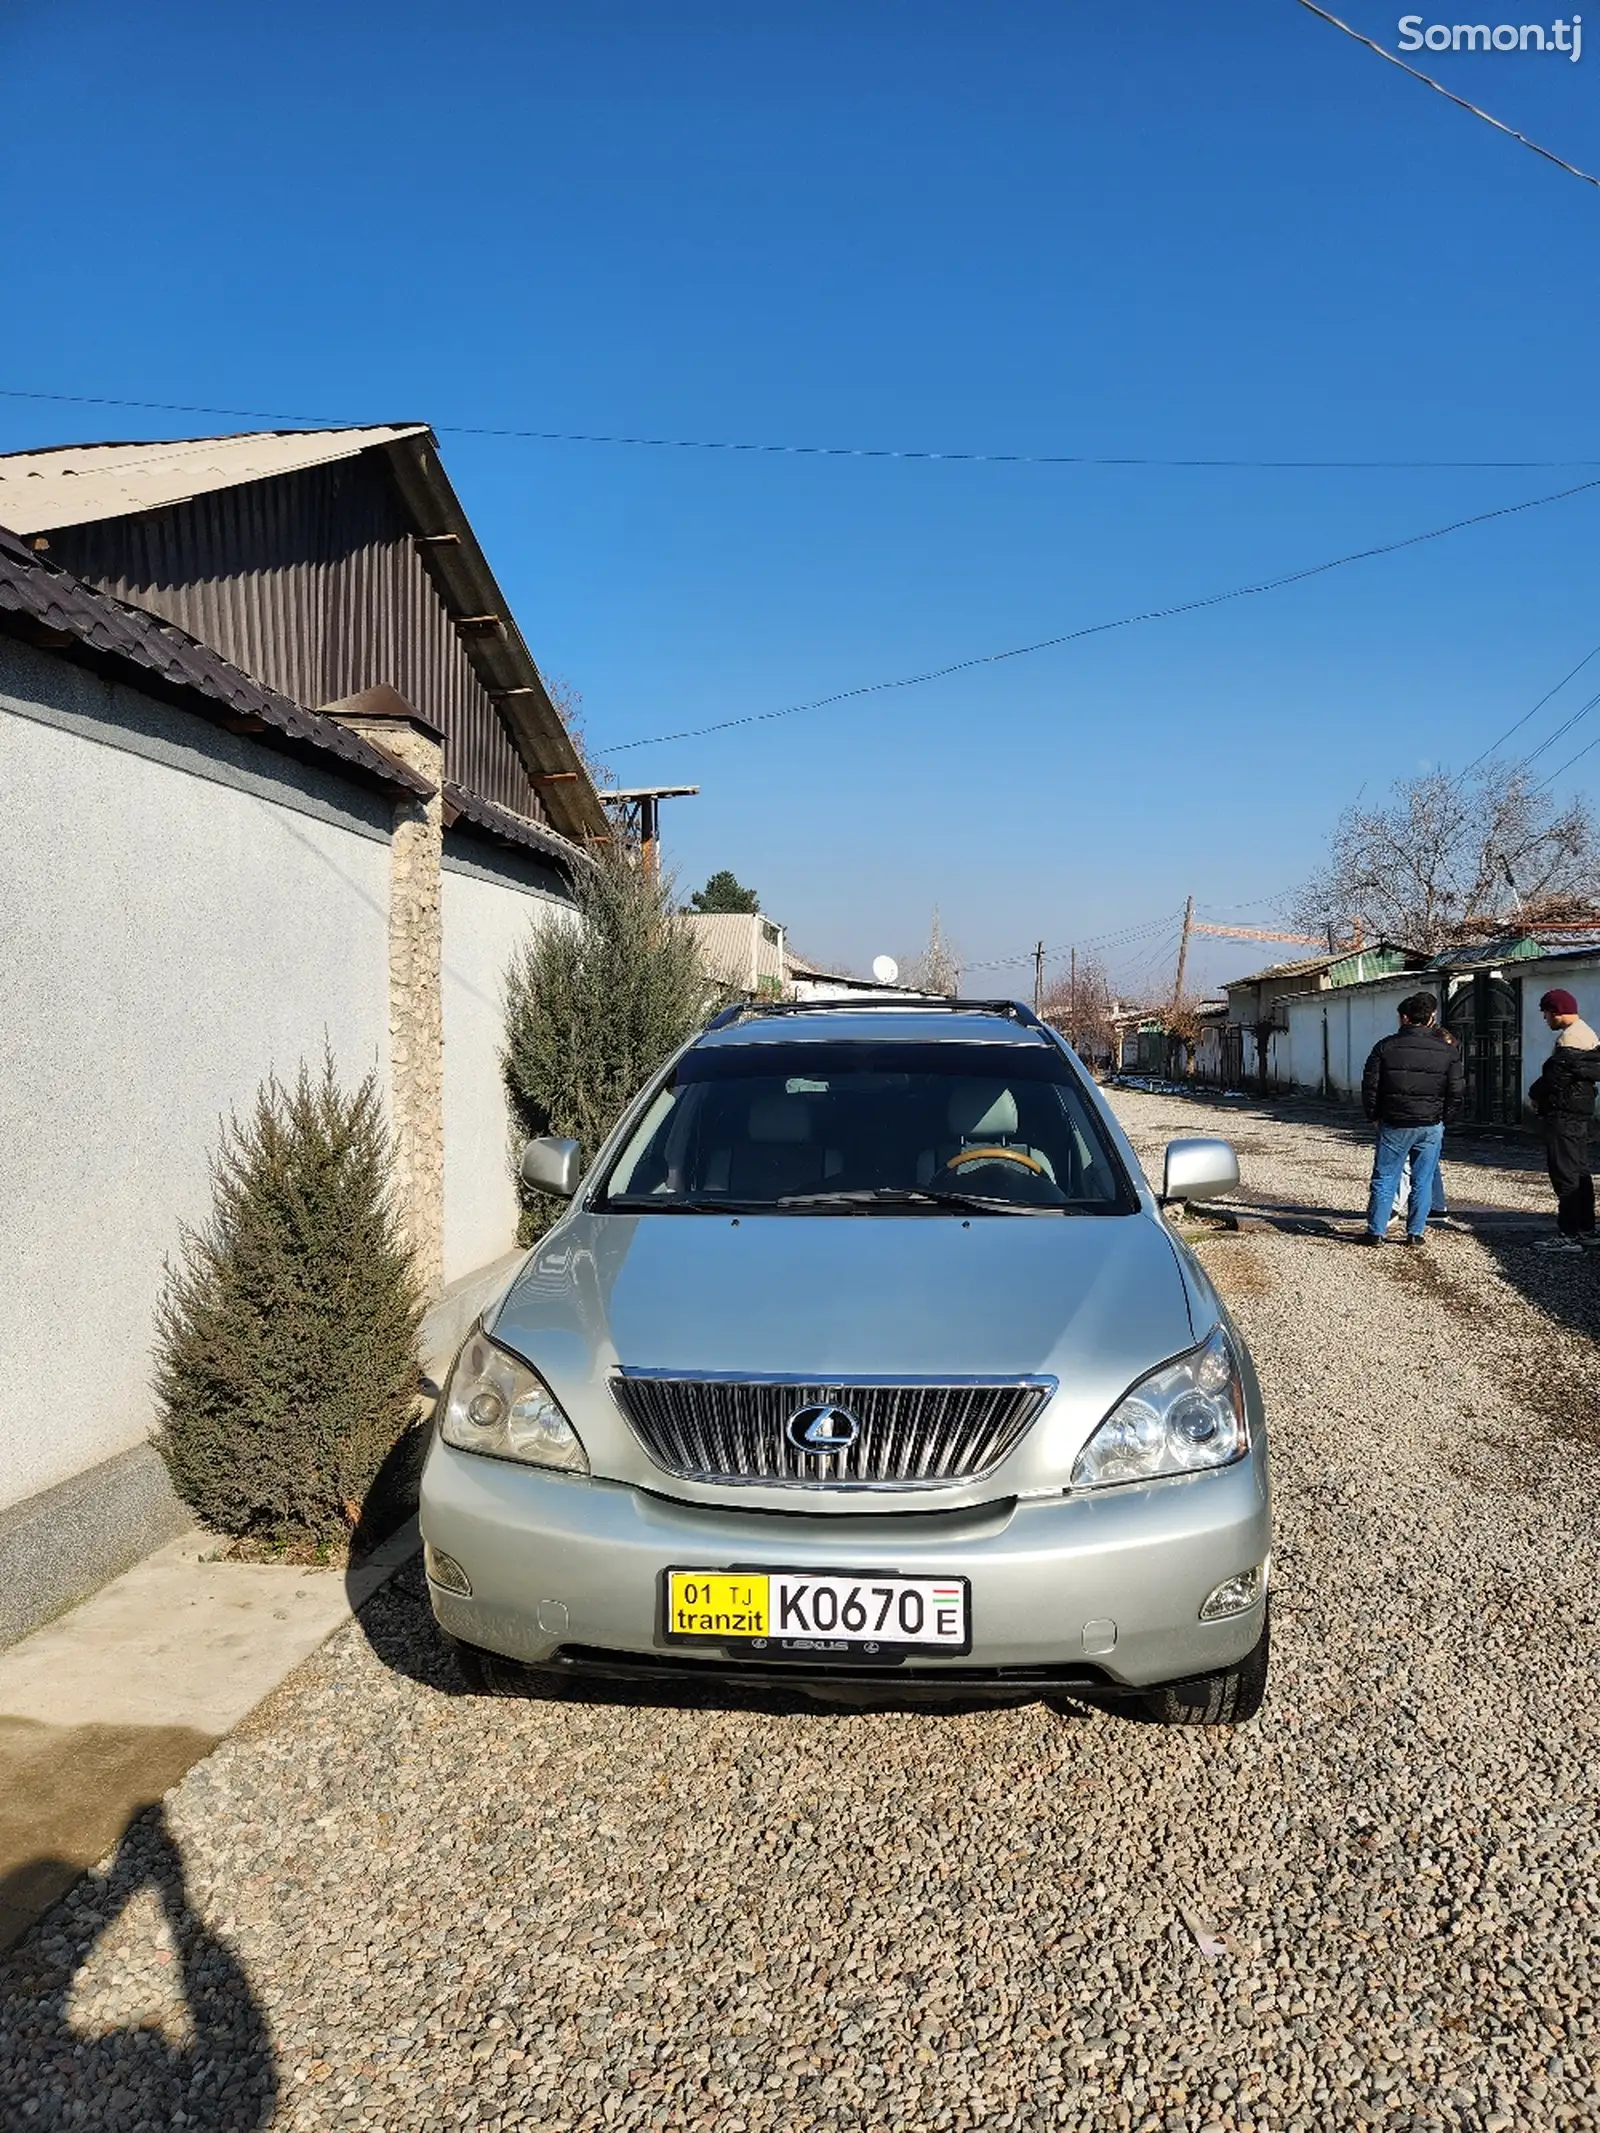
[{"left": 420, "top": 1000, "right": 1271, "bottom": 1724}]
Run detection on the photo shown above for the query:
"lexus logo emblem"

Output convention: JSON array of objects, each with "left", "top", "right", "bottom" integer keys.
[{"left": 786, "top": 1402, "right": 860, "bottom": 1454}]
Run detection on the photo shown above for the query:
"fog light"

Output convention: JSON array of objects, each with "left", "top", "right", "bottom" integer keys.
[
  {"left": 1199, "top": 1564, "right": 1264, "bottom": 1621},
  {"left": 425, "top": 1543, "right": 472, "bottom": 1597}
]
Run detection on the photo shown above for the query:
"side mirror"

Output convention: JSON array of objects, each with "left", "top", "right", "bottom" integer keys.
[
  {"left": 1161, "top": 1136, "right": 1239, "bottom": 1205},
  {"left": 520, "top": 1136, "right": 582, "bottom": 1200}
]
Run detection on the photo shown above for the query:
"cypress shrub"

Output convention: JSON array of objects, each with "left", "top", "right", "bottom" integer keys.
[
  {"left": 153, "top": 1057, "right": 422, "bottom": 1546},
  {"left": 503, "top": 848, "right": 708, "bottom": 1239}
]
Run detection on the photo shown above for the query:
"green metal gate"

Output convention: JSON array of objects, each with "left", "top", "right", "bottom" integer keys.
[{"left": 1444, "top": 973, "right": 1523, "bottom": 1123}]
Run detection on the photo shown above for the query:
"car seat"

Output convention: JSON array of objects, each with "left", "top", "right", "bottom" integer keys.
[
  {"left": 917, "top": 1082, "right": 1056, "bottom": 1186},
  {"left": 703, "top": 1096, "right": 844, "bottom": 1200}
]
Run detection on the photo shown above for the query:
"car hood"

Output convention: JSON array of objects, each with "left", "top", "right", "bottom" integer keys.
[{"left": 488, "top": 1210, "right": 1203, "bottom": 1513}]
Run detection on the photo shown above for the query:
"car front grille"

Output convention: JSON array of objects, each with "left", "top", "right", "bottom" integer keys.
[{"left": 610, "top": 1374, "right": 1053, "bottom": 1489}]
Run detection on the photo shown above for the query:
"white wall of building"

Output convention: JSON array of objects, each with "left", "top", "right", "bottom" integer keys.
[
  {"left": 1283, "top": 979, "right": 1424, "bottom": 1101},
  {"left": 685, "top": 911, "right": 786, "bottom": 996},
  {"left": 1, "top": 649, "right": 392, "bottom": 1514},
  {"left": 1286, "top": 963, "right": 1600, "bottom": 1110},
  {"left": 1282, "top": 980, "right": 1416, "bottom": 1101},
  {"left": 440, "top": 845, "right": 573, "bottom": 1283},
  {"left": 1238, "top": 1026, "right": 1291, "bottom": 1088}
]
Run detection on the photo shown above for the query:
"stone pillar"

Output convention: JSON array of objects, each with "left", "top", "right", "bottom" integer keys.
[{"left": 324, "top": 688, "right": 446, "bottom": 1299}]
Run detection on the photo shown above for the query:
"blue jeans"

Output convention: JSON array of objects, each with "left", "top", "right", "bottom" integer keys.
[{"left": 1368, "top": 1122, "right": 1444, "bottom": 1239}]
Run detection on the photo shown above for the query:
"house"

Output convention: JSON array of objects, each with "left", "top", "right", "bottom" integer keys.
[
  {"left": 1, "top": 427, "right": 600, "bottom": 1643},
  {"left": 784, "top": 949, "right": 920, "bottom": 1002},
  {"left": 1110, "top": 1002, "right": 1228, "bottom": 1081},
  {"left": 685, "top": 910, "right": 788, "bottom": 999},
  {"left": 686, "top": 926, "right": 925, "bottom": 1004},
  {"left": 1224, "top": 942, "right": 1428, "bottom": 1090},
  {"left": 0, "top": 426, "right": 606, "bottom": 847},
  {"left": 1277, "top": 934, "right": 1600, "bottom": 1123}
]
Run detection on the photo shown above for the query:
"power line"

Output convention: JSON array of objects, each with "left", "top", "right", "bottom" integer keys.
[
  {"left": 1517, "top": 683, "right": 1600, "bottom": 768},
  {"left": 1537, "top": 728, "right": 1600, "bottom": 788},
  {"left": 1115, "top": 939, "right": 1182, "bottom": 999},
  {"left": 1291, "top": 0, "right": 1600, "bottom": 190},
  {"left": 604, "top": 473, "right": 1600, "bottom": 752},
  {"left": 1461, "top": 636, "right": 1600, "bottom": 774},
  {"left": 1198, "top": 884, "right": 1300, "bottom": 914},
  {"left": 961, "top": 911, "right": 1180, "bottom": 976},
  {"left": 3, "top": 383, "right": 1599, "bottom": 473}
]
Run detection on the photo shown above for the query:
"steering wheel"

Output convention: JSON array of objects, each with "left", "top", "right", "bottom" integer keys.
[{"left": 944, "top": 1145, "right": 1046, "bottom": 1176}]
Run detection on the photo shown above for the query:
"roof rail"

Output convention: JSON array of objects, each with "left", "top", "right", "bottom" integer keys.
[{"left": 704, "top": 996, "right": 1049, "bottom": 1031}]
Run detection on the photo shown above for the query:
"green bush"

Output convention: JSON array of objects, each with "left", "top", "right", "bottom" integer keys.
[
  {"left": 153, "top": 1057, "right": 422, "bottom": 1545},
  {"left": 503, "top": 848, "right": 708, "bottom": 1239}
]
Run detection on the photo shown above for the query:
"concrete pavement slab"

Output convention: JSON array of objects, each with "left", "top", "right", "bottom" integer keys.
[
  {"left": 0, "top": 1246, "right": 524, "bottom": 1951},
  {"left": 0, "top": 1517, "right": 419, "bottom": 1951}
]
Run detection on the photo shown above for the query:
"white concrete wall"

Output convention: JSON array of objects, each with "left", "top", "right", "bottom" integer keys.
[
  {"left": 1272, "top": 961, "right": 1600, "bottom": 1108},
  {"left": 1, "top": 649, "right": 392, "bottom": 1514},
  {"left": 1285, "top": 979, "right": 1419, "bottom": 1101},
  {"left": 440, "top": 849, "right": 573, "bottom": 1284},
  {"left": 1238, "top": 1025, "right": 1292, "bottom": 1088}
]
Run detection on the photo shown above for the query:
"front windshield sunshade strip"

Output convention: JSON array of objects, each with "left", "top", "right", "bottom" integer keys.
[{"left": 609, "top": 1376, "right": 1052, "bottom": 1488}]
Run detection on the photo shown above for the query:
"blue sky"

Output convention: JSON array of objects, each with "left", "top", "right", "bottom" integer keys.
[{"left": 4, "top": 0, "right": 1600, "bottom": 996}]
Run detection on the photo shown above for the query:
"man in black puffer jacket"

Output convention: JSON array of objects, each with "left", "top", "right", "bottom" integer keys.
[
  {"left": 1360, "top": 992, "right": 1464, "bottom": 1246},
  {"left": 1527, "top": 986, "right": 1600, "bottom": 1250}
]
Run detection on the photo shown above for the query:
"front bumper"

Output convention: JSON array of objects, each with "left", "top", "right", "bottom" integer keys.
[{"left": 419, "top": 1436, "right": 1271, "bottom": 1691}]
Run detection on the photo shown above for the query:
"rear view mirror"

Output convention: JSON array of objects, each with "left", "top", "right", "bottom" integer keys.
[
  {"left": 1160, "top": 1137, "right": 1240, "bottom": 1206},
  {"left": 520, "top": 1136, "right": 582, "bottom": 1199}
]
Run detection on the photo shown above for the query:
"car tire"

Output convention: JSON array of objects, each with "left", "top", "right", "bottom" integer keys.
[
  {"left": 447, "top": 1636, "right": 550, "bottom": 1698},
  {"left": 1143, "top": 1607, "right": 1269, "bottom": 1726}
]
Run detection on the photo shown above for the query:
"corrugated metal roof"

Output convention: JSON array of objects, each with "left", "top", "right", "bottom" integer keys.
[
  {"left": 1225, "top": 940, "right": 1419, "bottom": 988},
  {"left": 1228, "top": 953, "right": 1336, "bottom": 985},
  {"left": 0, "top": 522, "right": 432, "bottom": 800},
  {"left": 0, "top": 425, "right": 609, "bottom": 846},
  {"left": 0, "top": 427, "right": 429, "bottom": 535},
  {"left": 442, "top": 779, "right": 590, "bottom": 876},
  {"left": 1440, "top": 935, "right": 1600, "bottom": 968}
]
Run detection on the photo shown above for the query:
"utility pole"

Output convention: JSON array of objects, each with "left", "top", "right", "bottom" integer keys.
[
  {"left": 1069, "top": 945, "right": 1077, "bottom": 1046},
  {"left": 1172, "top": 894, "right": 1194, "bottom": 1005},
  {"left": 1033, "top": 940, "right": 1045, "bottom": 1015}
]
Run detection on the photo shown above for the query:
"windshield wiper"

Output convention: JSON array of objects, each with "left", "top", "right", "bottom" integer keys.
[
  {"left": 774, "top": 1186, "right": 1057, "bottom": 1216},
  {"left": 600, "top": 1195, "right": 774, "bottom": 1215}
]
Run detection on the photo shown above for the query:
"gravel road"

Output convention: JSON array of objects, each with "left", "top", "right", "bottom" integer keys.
[{"left": 5, "top": 1087, "right": 1599, "bottom": 2133}]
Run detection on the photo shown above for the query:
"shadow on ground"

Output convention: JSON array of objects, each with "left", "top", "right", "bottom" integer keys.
[
  {"left": 1129, "top": 1085, "right": 1600, "bottom": 1336},
  {"left": 0, "top": 1717, "right": 216, "bottom": 1956},
  {"left": 0, "top": 1805, "right": 276, "bottom": 2130}
]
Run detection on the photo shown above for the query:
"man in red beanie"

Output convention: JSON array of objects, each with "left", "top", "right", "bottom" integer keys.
[{"left": 1528, "top": 987, "right": 1600, "bottom": 1251}]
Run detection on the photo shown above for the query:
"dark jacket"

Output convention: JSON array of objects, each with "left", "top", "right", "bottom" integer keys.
[
  {"left": 1361, "top": 1024, "right": 1464, "bottom": 1127},
  {"left": 1529, "top": 1036, "right": 1600, "bottom": 1123}
]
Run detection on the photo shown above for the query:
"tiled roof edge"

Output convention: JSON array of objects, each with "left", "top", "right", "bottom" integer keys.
[{"left": 442, "top": 779, "right": 594, "bottom": 876}]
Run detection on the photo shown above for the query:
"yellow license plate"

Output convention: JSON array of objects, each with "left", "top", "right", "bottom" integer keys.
[
  {"left": 663, "top": 1568, "right": 971, "bottom": 1652},
  {"left": 666, "top": 1572, "right": 771, "bottom": 1638}
]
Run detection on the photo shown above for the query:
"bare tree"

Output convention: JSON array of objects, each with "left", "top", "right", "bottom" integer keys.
[
  {"left": 1293, "top": 762, "right": 1600, "bottom": 953},
  {"left": 1040, "top": 951, "right": 1116, "bottom": 1064},
  {"left": 903, "top": 908, "right": 960, "bottom": 996},
  {"left": 544, "top": 672, "right": 610, "bottom": 793}
]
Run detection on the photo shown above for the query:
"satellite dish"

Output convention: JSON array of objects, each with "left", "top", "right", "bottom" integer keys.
[{"left": 872, "top": 955, "right": 899, "bottom": 984}]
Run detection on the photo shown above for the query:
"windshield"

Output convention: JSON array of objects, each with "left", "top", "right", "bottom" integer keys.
[{"left": 594, "top": 1039, "right": 1133, "bottom": 1214}]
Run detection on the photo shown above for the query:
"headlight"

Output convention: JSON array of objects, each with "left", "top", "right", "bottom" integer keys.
[
  {"left": 439, "top": 1327, "right": 589, "bottom": 1473},
  {"left": 1072, "top": 1326, "right": 1247, "bottom": 1490}
]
